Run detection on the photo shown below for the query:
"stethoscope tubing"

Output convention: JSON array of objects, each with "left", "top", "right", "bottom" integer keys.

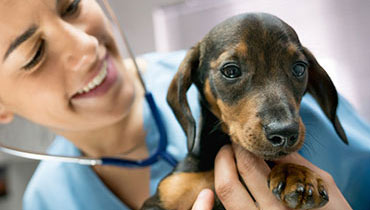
[
  {"left": 101, "top": 93, "right": 178, "bottom": 168},
  {"left": 0, "top": 143, "right": 102, "bottom": 165},
  {"left": 0, "top": 93, "right": 178, "bottom": 168}
]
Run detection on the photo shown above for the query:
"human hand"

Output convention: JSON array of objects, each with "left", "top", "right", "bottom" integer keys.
[
  {"left": 213, "top": 144, "right": 289, "bottom": 210},
  {"left": 192, "top": 144, "right": 289, "bottom": 210},
  {"left": 191, "top": 189, "right": 214, "bottom": 210},
  {"left": 273, "top": 150, "right": 353, "bottom": 210},
  {"left": 192, "top": 143, "right": 352, "bottom": 210}
]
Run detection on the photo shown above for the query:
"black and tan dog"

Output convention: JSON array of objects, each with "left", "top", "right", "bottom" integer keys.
[{"left": 142, "top": 13, "right": 348, "bottom": 210}]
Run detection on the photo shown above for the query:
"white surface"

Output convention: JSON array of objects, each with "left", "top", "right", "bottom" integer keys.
[{"left": 99, "top": 0, "right": 185, "bottom": 55}]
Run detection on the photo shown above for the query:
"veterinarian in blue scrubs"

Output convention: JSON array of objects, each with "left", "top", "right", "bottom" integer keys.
[{"left": 0, "top": 1, "right": 368, "bottom": 210}]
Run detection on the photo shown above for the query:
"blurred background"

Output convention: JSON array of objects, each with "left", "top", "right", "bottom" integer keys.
[{"left": 0, "top": 0, "right": 369, "bottom": 209}]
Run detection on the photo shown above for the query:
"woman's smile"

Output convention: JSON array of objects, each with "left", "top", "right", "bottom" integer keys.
[
  {"left": 77, "top": 59, "right": 108, "bottom": 94},
  {"left": 72, "top": 52, "right": 119, "bottom": 99}
]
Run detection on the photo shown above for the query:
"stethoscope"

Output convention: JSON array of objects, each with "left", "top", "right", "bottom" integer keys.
[{"left": 0, "top": 0, "right": 178, "bottom": 168}]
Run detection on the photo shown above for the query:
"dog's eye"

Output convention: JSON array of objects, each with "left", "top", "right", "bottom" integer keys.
[
  {"left": 221, "top": 63, "right": 241, "bottom": 79},
  {"left": 292, "top": 62, "right": 307, "bottom": 78}
]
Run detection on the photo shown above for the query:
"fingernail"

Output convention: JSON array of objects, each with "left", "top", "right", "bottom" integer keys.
[
  {"left": 198, "top": 189, "right": 210, "bottom": 199},
  {"left": 222, "top": 144, "right": 232, "bottom": 150},
  {"left": 220, "top": 144, "right": 232, "bottom": 154}
]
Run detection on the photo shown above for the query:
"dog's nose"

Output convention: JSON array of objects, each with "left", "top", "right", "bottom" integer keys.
[{"left": 264, "top": 122, "right": 299, "bottom": 147}]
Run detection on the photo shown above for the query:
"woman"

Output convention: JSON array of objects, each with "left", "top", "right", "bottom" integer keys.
[{"left": 0, "top": 0, "right": 367, "bottom": 209}]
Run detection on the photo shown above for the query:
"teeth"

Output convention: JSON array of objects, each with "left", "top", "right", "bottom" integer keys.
[{"left": 77, "top": 61, "right": 108, "bottom": 94}]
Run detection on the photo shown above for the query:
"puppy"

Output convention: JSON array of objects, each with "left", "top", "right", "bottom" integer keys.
[{"left": 142, "top": 12, "right": 348, "bottom": 210}]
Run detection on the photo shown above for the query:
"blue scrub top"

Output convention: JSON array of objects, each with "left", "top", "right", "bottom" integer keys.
[{"left": 23, "top": 51, "right": 370, "bottom": 210}]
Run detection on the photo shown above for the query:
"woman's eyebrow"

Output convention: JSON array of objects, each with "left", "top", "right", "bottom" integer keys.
[{"left": 3, "top": 24, "right": 38, "bottom": 62}]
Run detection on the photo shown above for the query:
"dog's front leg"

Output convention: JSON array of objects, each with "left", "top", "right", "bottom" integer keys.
[{"left": 141, "top": 155, "right": 221, "bottom": 210}]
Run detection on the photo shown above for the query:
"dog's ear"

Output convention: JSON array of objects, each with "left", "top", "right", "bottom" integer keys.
[
  {"left": 167, "top": 44, "right": 200, "bottom": 152},
  {"left": 303, "top": 47, "right": 348, "bottom": 144}
]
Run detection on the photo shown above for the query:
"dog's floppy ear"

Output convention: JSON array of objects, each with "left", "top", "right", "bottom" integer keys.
[
  {"left": 167, "top": 44, "right": 200, "bottom": 152},
  {"left": 303, "top": 47, "right": 348, "bottom": 144}
]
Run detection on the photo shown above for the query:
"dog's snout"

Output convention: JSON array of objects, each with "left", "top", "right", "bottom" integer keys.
[{"left": 264, "top": 122, "right": 299, "bottom": 147}]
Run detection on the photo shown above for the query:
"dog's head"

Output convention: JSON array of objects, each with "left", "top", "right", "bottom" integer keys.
[{"left": 167, "top": 13, "right": 348, "bottom": 160}]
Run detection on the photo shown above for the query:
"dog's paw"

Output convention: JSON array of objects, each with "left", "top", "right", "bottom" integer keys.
[{"left": 267, "top": 163, "right": 328, "bottom": 209}]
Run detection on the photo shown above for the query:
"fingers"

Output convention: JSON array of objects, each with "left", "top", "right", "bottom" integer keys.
[
  {"left": 214, "top": 145, "right": 258, "bottom": 210},
  {"left": 274, "top": 153, "right": 353, "bottom": 210},
  {"left": 274, "top": 153, "right": 333, "bottom": 181},
  {"left": 274, "top": 153, "right": 318, "bottom": 171},
  {"left": 192, "top": 189, "right": 214, "bottom": 210},
  {"left": 232, "top": 143, "right": 289, "bottom": 209}
]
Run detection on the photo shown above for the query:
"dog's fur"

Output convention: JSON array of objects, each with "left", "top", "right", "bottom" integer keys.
[{"left": 141, "top": 13, "right": 348, "bottom": 210}]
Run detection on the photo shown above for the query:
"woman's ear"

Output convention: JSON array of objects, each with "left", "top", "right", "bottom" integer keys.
[{"left": 0, "top": 104, "right": 14, "bottom": 124}]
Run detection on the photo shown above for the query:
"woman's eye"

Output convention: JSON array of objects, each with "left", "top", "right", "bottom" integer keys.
[
  {"left": 23, "top": 39, "right": 45, "bottom": 71},
  {"left": 221, "top": 63, "right": 242, "bottom": 79},
  {"left": 61, "top": 0, "right": 81, "bottom": 17},
  {"left": 292, "top": 62, "right": 307, "bottom": 78}
]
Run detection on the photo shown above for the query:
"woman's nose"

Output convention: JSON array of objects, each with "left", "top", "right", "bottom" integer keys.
[{"left": 57, "top": 23, "right": 100, "bottom": 73}]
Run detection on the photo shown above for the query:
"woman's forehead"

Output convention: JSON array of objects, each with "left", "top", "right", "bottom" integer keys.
[
  {"left": 0, "top": 0, "right": 54, "bottom": 57},
  {"left": 0, "top": 1, "right": 54, "bottom": 26},
  {"left": 0, "top": 0, "right": 54, "bottom": 15}
]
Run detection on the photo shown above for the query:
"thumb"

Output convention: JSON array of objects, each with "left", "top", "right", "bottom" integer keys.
[{"left": 192, "top": 189, "right": 214, "bottom": 210}]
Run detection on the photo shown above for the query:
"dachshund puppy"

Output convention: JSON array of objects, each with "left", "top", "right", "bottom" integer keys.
[{"left": 142, "top": 13, "right": 348, "bottom": 210}]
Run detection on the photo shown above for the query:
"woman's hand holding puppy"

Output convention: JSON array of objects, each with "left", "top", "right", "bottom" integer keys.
[{"left": 192, "top": 144, "right": 352, "bottom": 210}]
